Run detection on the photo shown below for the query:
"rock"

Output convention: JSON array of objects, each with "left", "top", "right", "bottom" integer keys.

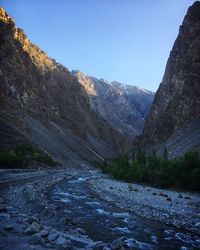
[
  {"left": 151, "top": 235, "right": 159, "bottom": 244},
  {"left": 195, "top": 222, "right": 200, "bottom": 227},
  {"left": 86, "top": 241, "right": 105, "bottom": 249},
  {"left": 103, "top": 247, "right": 112, "bottom": 250},
  {"left": 54, "top": 235, "right": 71, "bottom": 246},
  {"left": 40, "top": 229, "right": 49, "bottom": 237},
  {"left": 4, "top": 225, "right": 13, "bottom": 231},
  {"left": 24, "top": 222, "right": 41, "bottom": 235},
  {"left": 18, "top": 213, "right": 29, "bottom": 218},
  {"left": 28, "top": 233, "right": 43, "bottom": 245},
  {"left": 47, "top": 229, "right": 59, "bottom": 241},
  {"left": 20, "top": 243, "right": 44, "bottom": 250},
  {"left": 43, "top": 226, "right": 52, "bottom": 232},
  {"left": 27, "top": 216, "right": 40, "bottom": 224},
  {"left": 0, "top": 197, "right": 5, "bottom": 204},
  {"left": 111, "top": 237, "right": 126, "bottom": 249},
  {"left": 0, "top": 204, "right": 7, "bottom": 212}
]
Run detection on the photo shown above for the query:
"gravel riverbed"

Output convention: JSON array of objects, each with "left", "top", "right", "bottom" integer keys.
[
  {"left": 0, "top": 167, "right": 200, "bottom": 250},
  {"left": 89, "top": 175, "right": 200, "bottom": 234}
]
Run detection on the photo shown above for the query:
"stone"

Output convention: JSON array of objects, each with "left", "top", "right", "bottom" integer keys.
[
  {"left": 27, "top": 216, "right": 40, "bottom": 224},
  {"left": 111, "top": 237, "right": 126, "bottom": 249},
  {"left": 151, "top": 235, "right": 159, "bottom": 244},
  {"left": 103, "top": 246, "right": 112, "bottom": 250},
  {"left": 54, "top": 235, "right": 71, "bottom": 246},
  {"left": 195, "top": 222, "right": 200, "bottom": 227},
  {"left": 0, "top": 204, "right": 7, "bottom": 212},
  {"left": 0, "top": 197, "right": 5, "bottom": 204},
  {"left": 47, "top": 229, "right": 59, "bottom": 241},
  {"left": 86, "top": 241, "right": 104, "bottom": 249},
  {"left": 40, "top": 229, "right": 49, "bottom": 237},
  {"left": 24, "top": 222, "right": 41, "bottom": 235},
  {"left": 4, "top": 225, "right": 13, "bottom": 231},
  {"left": 18, "top": 213, "right": 29, "bottom": 218},
  {"left": 28, "top": 233, "right": 43, "bottom": 245}
]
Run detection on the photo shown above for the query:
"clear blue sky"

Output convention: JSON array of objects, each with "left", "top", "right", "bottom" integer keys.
[{"left": 1, "top": 0, "right": 196, "bottom": 91}]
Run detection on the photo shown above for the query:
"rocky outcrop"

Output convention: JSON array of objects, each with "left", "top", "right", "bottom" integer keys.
[
  {"left": 72, "top": 71, "right": 154, "bottom": 137},
  {"left": 0, "top": 7, "right": 129, "bottom": 165},
  {"left": 140, "top": 1, "right": 200, "bottom": 156}
]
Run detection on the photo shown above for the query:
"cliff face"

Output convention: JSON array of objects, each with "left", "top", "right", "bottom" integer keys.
[
  {"left": 72, "top": 71, "right": 154, "bottom": 137},
  {"left": 0, "top": 8, "right": 129, "bottom": 165},
  {"left": 140, "top": 1, "right": 200, "bottom": 155}
]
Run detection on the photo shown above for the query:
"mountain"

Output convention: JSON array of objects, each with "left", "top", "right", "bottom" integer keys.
[
  {"left": 72, "top": 70, "right": 154, "bottom": 137},
  {"left": 0, "top": 7, "right": 130, "bottom": 165},
  {"left": 139, "top": 1, "right": 200, "bottom": 157}
]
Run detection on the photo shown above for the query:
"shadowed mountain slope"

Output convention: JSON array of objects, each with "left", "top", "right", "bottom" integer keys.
[
  {"left": 138, "top": 1, "right": 200, "bottom": 157},
  {"left": 0, "top": 7, "right": 130, "bottom": 165}
]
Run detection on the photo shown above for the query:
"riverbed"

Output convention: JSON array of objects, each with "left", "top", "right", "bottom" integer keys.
[{"left": 0, "top": 167, "right": 200, "bottom": 249}]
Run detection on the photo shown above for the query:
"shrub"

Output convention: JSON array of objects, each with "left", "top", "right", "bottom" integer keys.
[
  {"left": 0, "top": 143, "right": 57, "bottom": 168},
  {"left": 102, "top": 150, "right": 200, "bottom": 190}
]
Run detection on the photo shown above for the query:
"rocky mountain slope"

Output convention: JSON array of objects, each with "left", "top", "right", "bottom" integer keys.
[
  {"left": 0, "top": 7, "right": 130, "bottom": 165},
  {"left": 139, "top": 1, "right": 200, "bottom": 157},
  {"left": 72, "top": 71, "right": 154, "bottom": 137}
]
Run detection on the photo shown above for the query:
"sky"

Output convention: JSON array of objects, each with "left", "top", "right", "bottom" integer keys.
[{"left": 1, "top": 0, "right": 196, "bottom": 91}]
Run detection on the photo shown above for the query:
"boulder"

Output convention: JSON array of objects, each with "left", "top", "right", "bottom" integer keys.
[
  {"left": 47, "top": 229, "right": 59, "bottom": 241},
  {"left": 40, "top": 229, "right": 49, "bottom": 237},
  {"left": 0, "top": 204, "right": 7, "bottom": 212},
  {"left": 28, "top": 233, "right": 44, "bottom": 245},
  {"left": 54, "top": 235, "right": 71, "bottom": 246},
  {"left": 0, "top": 197, "right": 5, "bottom": 204},
  {"left": 24, "top": 222, "right": 41, "bottom": 235},
  {"left": 27, "top": 216, "right": 40, "bottom": 224},
  {"left": 111, "top": 237, "right": 126, "bottom": 249},
  {"left": 4, "top": 225, "right": 13, "bottom": 231}
]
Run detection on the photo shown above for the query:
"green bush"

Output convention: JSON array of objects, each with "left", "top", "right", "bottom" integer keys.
[
  {"left": 0, "top": 143, "right": 57, "bottom": 168},
  {"left": 102, "top": 149, "right": 200, "bottom": 191}
]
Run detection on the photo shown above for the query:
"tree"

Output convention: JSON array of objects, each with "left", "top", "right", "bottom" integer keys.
[
  {"left": 152, "top": 148, "right": 156, "bottom": 157},
  {"left": 123, "top": 153, "right": 129, "bottom": 169},
  {"left": 131, "top": 149, "right": 135, "bottom": 161},
  {"left": 163, "top": 146, "right": 168, "bottom": 160},
  {"left": 137, "top": 148, "right": 146, "bottom": 164}
]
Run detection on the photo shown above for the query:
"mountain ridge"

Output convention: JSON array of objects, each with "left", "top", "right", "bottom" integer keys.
[
  {"left": 137, "top": 1, "right": 200, "bottom": 157},
  {"left": 0, "top": 7, "right": 131, "bottom": 165},
  {"left": 72, "top": 70, "right": 154, "bottom": 137}
]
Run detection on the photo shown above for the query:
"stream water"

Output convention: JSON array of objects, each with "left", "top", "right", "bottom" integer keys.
[{"left": 50, "top": 173, "right": 200, "bottom": 250}]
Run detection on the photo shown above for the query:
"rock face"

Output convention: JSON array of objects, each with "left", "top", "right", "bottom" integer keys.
[
  {"left": 0, "top": 7, "right": 129, "bottom": 165},
  {"left": 140, "top": 1, "right": 200, "bottom": 156},
  {"left": 72, "top": 70, "right": 154, "bottom": 137}
]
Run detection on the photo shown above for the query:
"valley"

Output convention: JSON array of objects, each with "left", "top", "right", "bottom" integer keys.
[{"left": 0, "top": 1, "right": 200, "bottom": 249}]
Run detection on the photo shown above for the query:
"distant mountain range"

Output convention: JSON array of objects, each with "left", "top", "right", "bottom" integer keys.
[{"left": 72, "top": 70, "right": 154, "bottom": 137}]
